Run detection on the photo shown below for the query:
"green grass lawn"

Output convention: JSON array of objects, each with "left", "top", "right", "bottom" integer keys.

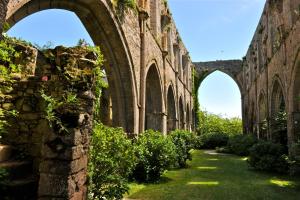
[{"left": 126, "top": 150, "right": 300, "bottom": 200}]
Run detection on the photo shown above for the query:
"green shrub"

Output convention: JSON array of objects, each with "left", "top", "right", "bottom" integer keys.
[
  {"left": 169, "top": 130, "right": 195, "bottom": 168},
  {"left": 132, "top": 130, "right": 176, "bottom": 182},
  {"left": 227, "top": 134, "right": 257, "bottom": 156},
  {"left": 88, "top": 123, "right": 137, "bottom": 200},
  {"left": 197, "top": 132, "right": 229, "bottom": 149},
  {"left": 289, "top": 142, "right": 300, "bottom": 175},
  {"left": 248, "top": 141, "right": 289, "bottom": 173},
  {"left": 197, "top": 110, "right": 242, "bottom": 136}
]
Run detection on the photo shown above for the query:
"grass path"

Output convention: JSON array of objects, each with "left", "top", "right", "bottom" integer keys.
[{"left": 126, "top": 150, "right": 300, "bottom": 200}]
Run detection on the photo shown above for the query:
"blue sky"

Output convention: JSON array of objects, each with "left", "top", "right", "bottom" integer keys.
[{"left": 7, "top": 0, "right": 266, "bottom": 118}]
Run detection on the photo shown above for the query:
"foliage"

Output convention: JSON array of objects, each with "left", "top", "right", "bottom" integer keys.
[
  {"left": 197, "top": 132, "right": 229, "bottom": 149},
  {"left": 88, "top": 46, "right": 107, "bottom": 122},
  {"left": 0, "top": 168, "right": 8, "bottom": 183},
  {"left": 0, "top": 36, "right": 22, "bottom": 139},
  {"left": 271, "top": 111, "right": 288, "bottom": 150},
  {"left": 192, "top": 68, "right": 201, "bottom": 127},
  {"left": 40, "top": 90, "right": 78, "bottom": 134},
  {"left": 227, "top": 134, "right": 257, "bottom": 156},
  {"left": 197, "top": 110, "right": 243, "bottom": 136},
  {"left": 132, "top": 130, "right": 177, "bottom": 182},
  {"left": 88, "top": 123, "right": 137, "bottom": 200},
  {"left": 77, "top": 39, "right": 90, "bottom": 47},
  {"left": 168, "top": 130, "right": 195, "bottom": 168},
  {"left": 34, "top": 41, "right": 54, "bottom": 51},
  {"left": 248, "top": 141, "right": 289, "bottom": 173},
  {"left": 112, "top": 0, "right": 136, "bottom": 14},
  {"left": 289, "top": 141, "right": 300, "bottom": 175}
]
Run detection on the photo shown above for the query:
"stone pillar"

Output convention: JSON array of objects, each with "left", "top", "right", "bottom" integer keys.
[
  {"left": 162, "top": 50, "right": 168, "bottom": 135},
  {"left": 138, "top": 9, "right": 149, "bottom": 133},
  {"left": 36, "top": 47, "right": 97, "bottom": 199}
]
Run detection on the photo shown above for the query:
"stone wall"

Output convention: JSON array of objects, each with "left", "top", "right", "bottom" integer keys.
[
  {"left": 242, "top": 0, "right": 300, "bottom": 149},
  {"left": 1, "top": 42, "right": 99, "bottom": 199}
]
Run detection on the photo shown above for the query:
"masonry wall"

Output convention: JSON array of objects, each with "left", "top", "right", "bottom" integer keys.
[{"left": 243, "top": 0, "right": 300, "bottom": 148}]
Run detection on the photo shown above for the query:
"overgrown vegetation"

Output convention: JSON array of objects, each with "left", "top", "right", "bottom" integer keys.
[
  {"left": 0, "top": 34, "right": 24, "bottom": 140},
  {"left": 197, "top": 132, "right": 229, "bottom": 149},
  {"left": 168, "top": 130, "right": 195, "bottom": 168},
  {"left": 40, "top": 90, "right": 79, "bottom": 134},
  {"left": 197, "top": 110, "right": 243, "bottom": 136},
  {"left": 248, "top": 141, "right": 289, "bottom": 173},
  {"left": 88, "top": 123, "right": 136, "bottom": 200},
  {"left": 112, "top": 0, "right": 137, "bottom": 16},
  {"left": 227, "top": 134, "right": 257, "bottom": 156},
  {"left": 132, "top": 130, "right": 177, "bottom": 183}
]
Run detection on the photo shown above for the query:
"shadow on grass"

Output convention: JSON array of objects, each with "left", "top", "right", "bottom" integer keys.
[{"left": 127, "top": 150, "right": 300, "bottom": 200}]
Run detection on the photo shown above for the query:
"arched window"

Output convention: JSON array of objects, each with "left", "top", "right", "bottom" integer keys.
[
  {"left": 167, "top": 85, "right": 177, "bottom": 132},
  {"left": 145, "top": 64, "right": 163, "bottom": 131}
]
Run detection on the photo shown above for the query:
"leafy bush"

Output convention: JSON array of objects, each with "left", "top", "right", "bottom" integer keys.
[
  {"left": 197, "top": 110, "right": 242, "bottom": 136},
  {"left": 289, "top": 142, "right": 300, "bottom": 175},
  {"left": 132, "top": 130, "right": 176, "bottom": 182},
  {"left": 88, "top": 123, "right": 137, "bottom": 200},
  {"left": 248, "top": 141, "right": 289, "bottom": 173},
  {"left": 197, "top": 132, "right": 229, "bottom": 149},
  {"left": 227, "top": 134, "right": 257, "bottom": 156},
  {"left": 169, "top": 130, "right": 195, "bottom": 168}
]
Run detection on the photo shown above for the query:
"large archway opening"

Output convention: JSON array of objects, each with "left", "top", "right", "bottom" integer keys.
[
  {"left": 6, "top": 4, "right": 136, "bottom": 133},
  {"left": 271, "top": 79, "right": 287, "bottom": 152},
  {"left": 145, "top": 64, "right": 163, "bottom": 132},
  {"left": 197, "top": 70, "right": 242, "bottom": 134},
  {"left": 198, "top": 71, "right": 242, "bottom": 118},
  {"left": 258, "top": 92, "right": 267, "bottom": 139},
  {"left": 2, "top": 2, "right": 137, "bottom": 198},
  {"left": 167, "top": 85, "right": 177, "bottom": 133}
]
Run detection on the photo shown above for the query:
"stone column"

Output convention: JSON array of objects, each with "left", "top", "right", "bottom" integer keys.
[
  {"left": 37, "top": 47, "right": 97, "bottom": 199},
  {"left": 138, "top": 9, "right": 149, "bottom": 133},
  {"left": 162, "top": 50, "right": 168, "bottom": 135}
]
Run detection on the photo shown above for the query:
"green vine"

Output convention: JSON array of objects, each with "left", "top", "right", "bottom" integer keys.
[
  {"left": 40, "top": 44, "right": 106, "bottom": 133},
  {"left": 40, "top": 90, "right": 79, "bottom": 134},
  {"left": 0, "top": 35, "right": 23, "bottom": 140}
]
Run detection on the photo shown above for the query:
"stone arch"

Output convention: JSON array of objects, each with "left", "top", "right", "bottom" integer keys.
[
  {"left": 179, "top": 96, "right": 184, "bottom": 129},
  {"left": 271, "top": 77, "right": 286, "bottom": 116},
  {"left": 145, "top": 64, "right": 163, "bottom": 131},
  {"left": 5, "top": 0, "right": 137, "bottom": 133},
  {"left": 258, "top": 91, "right": 267, "bottom": 139},
  {"left": 167, "top": 84, "right": 176, "bottom": 133},
  {"left": 193, "top": 60, "right": 244, "bottom": 94},
  {"left": 270, "top": 76, "right": 288, "bottom": 149}
]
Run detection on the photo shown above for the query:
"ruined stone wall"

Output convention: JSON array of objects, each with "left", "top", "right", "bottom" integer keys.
[
  {"left": 0, "top": 41, "right": 100, "bottom": 199},
  {"left": 243, "top": 0, "right": 300, "bottom": 147}
]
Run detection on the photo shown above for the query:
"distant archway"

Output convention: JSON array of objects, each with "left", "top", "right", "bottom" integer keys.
[
  {"left": 167, "top": 85, "right": 176, "bottom": 133},
  {"left": 197, "top": 71, "right": 242, "bottom": 118},
  {"left": 145, "top": 64, "right": 163, "bottom": 131}
]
